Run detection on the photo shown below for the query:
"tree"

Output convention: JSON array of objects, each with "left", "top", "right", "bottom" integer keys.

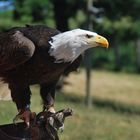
[
  {"left": 52, "top": 0, "right": 86, "bottom": 31},
  {"left": 92, "top": 0, "right": 140, "bottom": 71},
  {"left": 13, "top": 0, "right": 49, "bottom": 22}
]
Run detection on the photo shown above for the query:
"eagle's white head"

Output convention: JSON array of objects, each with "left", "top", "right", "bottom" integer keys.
[{"left": 49, "top": 29, "right": 109, "bottom": 63}]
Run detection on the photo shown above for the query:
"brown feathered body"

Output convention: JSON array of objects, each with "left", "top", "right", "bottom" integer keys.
[{"left": 0, "top": 25, "right": 82, "bottom": 111}]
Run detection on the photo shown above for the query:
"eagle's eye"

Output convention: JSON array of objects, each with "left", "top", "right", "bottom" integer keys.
[{"left": 85, "top": 34, "right": 93, "bottom": 38}]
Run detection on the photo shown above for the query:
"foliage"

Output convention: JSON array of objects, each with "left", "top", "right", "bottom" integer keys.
[
  {"left": 13, "top": 0, "right": 50, "bottom": 22},
  {"left": 91, "top": 0, "right": 140, "bottom": 72}
]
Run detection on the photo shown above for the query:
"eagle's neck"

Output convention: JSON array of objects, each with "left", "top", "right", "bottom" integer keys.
[{"left": 48, "top": 31, "right": 88, "bottom": 63}]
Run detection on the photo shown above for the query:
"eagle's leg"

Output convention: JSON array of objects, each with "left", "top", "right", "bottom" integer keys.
[
  {"left": 10, "top": 85, "right": 35, "bottom": 127},
  {"left": 40, "top": 83, "right": 56, "bottom": 113}
]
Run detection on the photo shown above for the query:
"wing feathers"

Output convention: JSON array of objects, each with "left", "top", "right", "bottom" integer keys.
[{"left": 0, "top": 30, "right": 35, "bottom": 71}]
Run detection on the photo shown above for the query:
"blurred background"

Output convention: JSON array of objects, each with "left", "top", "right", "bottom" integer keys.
[{"left": 0, "top": 0, "right": 140, "bottom": 140}]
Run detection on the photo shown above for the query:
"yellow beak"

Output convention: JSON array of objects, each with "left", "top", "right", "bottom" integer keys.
[
  {"left": 88, "top": 35, "right": 109, "bottom": 48},
  {"left": 95, "top": 35, "right": 109, "bottom": 48}
]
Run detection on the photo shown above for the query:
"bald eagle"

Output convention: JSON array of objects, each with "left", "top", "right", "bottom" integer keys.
[{"left": 0, "top": 25, "right": 108, "bottom": 126}]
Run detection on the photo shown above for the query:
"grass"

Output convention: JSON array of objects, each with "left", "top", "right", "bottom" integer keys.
[
  {"left": 0, "top": 70, "right": 140, "bottom": 140},
  {"left": 63, "top": 69, "right": 140, "bottom": 106}
]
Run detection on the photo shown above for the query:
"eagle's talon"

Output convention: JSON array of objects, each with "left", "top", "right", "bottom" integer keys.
[
  {"left": 13, "top": 114, "right": 21, "bottom": 124},
  {"left": 48, "top": 107, "right": 56, "bottom": 114},
  {"left": 13, "top": 110, "right": 36, "bottom": 127}
]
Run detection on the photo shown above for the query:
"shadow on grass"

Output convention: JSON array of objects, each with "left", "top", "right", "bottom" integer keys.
[
  {"left": 93, "top": 97, "right": 140, "bottom": 115},
  {"left": 56, "top": 92, "right": 140, "bottom": 115}
]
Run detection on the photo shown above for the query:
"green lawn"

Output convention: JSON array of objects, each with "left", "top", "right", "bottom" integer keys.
[{"left": 0, "top": 70, "right": 140, "bottom": 140}]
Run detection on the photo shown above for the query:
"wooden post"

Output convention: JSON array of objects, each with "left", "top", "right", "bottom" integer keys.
[
  {"left": 136, "top": 39, "right": 140, "bottom": 72},
  {"left": 85, "top": 0, "right": 94, "bottom": 108}
]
